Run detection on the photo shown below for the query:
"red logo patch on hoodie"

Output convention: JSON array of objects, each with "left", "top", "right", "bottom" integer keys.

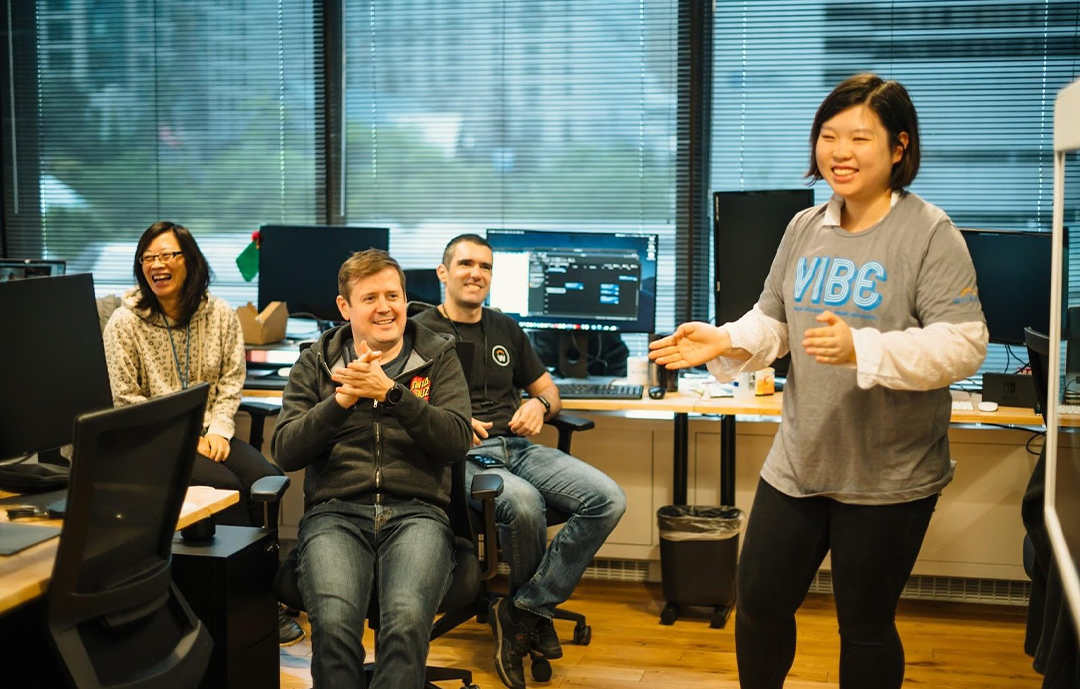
[{"left": 410, "top": 376, "right": 431, "bottom": 401}]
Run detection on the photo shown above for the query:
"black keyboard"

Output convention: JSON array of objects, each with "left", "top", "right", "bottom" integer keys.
[
  {"left": 556, "top": 382, "right": 644, "bottom": 400},
  {"left": 0, "top": 462, "right": 69, "bottom": 493}
]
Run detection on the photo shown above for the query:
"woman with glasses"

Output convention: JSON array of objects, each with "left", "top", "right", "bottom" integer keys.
[
  {"left": 104, "top": 221, "right": 305, "bottom": 646},
  {"left": 102, "top": 221, "right": 283, "bottom": 528}
]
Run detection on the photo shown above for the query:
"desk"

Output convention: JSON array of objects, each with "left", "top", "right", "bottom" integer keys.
[
  {"left": 561, "top": 392, "right": 700, "bottom": 504},
  {"left": 563, "top": 391, "right": 1041, "bottom": 508},
  {"left": 0, "top": 485, "right": 239, "bottom": 615},
  {"left": 690, "top": 393, "right": 1041, "bottom": 506},
  {"left": 246, "top": 384, "right": 1043, "bottom": 509}
]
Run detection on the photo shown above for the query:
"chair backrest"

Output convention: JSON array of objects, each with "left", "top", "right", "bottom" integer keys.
[
  {"left": 96, "top": 294, "right": 124, "bottom": 334},
  {"left": 47, "top": 384, "right": 213, "bottom": 689},
  {"left": 1025, "top": 326, "right": 1051, "bottom": 424}
]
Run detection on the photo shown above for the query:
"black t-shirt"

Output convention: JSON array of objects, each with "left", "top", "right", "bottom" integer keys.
[
  {"left": 341, "top": 331, "right": 414, "bottom": 380},
  {"left": 413, "top": 307, "right": 546, "bottom": 437}
]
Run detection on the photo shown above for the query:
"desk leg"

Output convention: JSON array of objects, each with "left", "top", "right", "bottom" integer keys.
[
  {"left": 673, "top": 412, "right": 689, "bottom": 504},
  {"left": 721, "top": 415, "right": 736, "bottom": 506}
]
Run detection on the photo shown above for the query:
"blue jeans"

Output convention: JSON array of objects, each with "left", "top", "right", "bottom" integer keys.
[
  {"left": 467, "top": 436, "right": 626, "bottom": 619},
  {"left": 296, "top": 498, "right": 454, "bottom": 689}
]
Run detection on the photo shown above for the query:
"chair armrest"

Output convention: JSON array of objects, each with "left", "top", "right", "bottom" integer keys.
[
  {"left": 545, "top": 412, "right": 595, "bottom": 455},
  {"left": 470, "top": 473, "right": 504, "bottom": 581},
  {"left": 470, "top": 472, "right": 504, "bottom": 501},
  {"left": 239, "top": 400, "right": 281, "bottom": 416},
  {"left": 238, "top": 401, "right": 281, "bottom": 451},
  {"left": 251, "top": 475, "right": 291, "bottom": 503}
]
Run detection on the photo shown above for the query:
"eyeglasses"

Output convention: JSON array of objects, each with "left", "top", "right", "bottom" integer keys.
[{"left": 138, "top": 251, "right": 183, "bottom": 265}]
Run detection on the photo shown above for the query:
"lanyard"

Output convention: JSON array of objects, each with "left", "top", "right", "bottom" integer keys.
[{"left": 163, "top": 316, "right": 191, "bottom": 390}]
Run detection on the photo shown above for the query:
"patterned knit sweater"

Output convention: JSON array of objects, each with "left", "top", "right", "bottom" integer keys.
[{"left": 102, "top": 287, "right": 245, "bottom": 439}]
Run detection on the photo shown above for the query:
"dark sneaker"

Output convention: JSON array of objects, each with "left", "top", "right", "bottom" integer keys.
[
  {"left": 490, "top": 597, "right": 535, "bottom": 689},
  {"left": 533, "top": 619, "right": 563, "bottom": 659},
  {"left": 278, "top": 606, "right": 305, "bottom": 647}
]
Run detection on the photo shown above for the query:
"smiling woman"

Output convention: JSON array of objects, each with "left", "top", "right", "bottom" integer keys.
[
  {"left": 651, "top": 74, "right": 989, "bottom": 689},
  {"left": 101, "top": 221, "right": 285, "bottom": 531}
]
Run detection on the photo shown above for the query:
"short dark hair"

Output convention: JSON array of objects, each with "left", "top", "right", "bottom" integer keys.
[
  {"left": 806, "top": 73, "right": 921, "bottom": 190},
  {"left": 133, "top": 221, "right": 211, "bottom": 325},
  {"left": 441, "top": 233, "right": 491, "bottom": 267},
  {"left": 338, "top": 248, "right": 406, "bottom": 303}
]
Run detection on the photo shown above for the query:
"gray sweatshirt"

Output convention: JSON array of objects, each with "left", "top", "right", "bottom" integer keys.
[{"left": 749, "top": 191, "right": 986, "bottom": 504}]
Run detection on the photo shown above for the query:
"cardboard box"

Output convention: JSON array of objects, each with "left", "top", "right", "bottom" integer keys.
[{"left": 237, "top": 301, "right": 288, "bottom": 345}]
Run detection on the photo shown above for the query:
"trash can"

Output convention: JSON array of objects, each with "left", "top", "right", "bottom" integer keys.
[{"left": 656, "top": 505, "right": 744, "bottom": 628}]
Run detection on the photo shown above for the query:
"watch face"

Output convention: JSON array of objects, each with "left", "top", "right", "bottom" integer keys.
[{"left": 387, "top": 383, "right": 404, "bottom": 405}]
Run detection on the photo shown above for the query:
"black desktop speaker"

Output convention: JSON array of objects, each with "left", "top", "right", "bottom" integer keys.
[{"left": 1066, "top": 306, "right": 1080, "bottom": 403}]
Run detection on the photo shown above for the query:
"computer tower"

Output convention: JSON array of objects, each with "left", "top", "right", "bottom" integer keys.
[{"left": 172, "top": 526, "right": 279, "bottom": 689}]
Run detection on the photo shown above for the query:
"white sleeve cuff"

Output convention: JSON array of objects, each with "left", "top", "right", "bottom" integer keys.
[{"left": 207, "top": 420, "right": 236, "bottom": 441}]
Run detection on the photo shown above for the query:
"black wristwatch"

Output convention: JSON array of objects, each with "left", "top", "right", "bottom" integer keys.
[
  {"left": 383, "top": 382, "right": 406, "bottom": 408},
  {"left": 534, "top": 395, "right": 551, "bottom": 414}
]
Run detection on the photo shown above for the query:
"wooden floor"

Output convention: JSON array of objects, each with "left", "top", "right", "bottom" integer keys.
[{"left": 280, "top": 579, "right": 1043, "bottom": 688}]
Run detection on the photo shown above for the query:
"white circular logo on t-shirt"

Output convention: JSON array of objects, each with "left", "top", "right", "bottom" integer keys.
[{"left": 492, "top": 345, "right": 511, "bottom": 367}]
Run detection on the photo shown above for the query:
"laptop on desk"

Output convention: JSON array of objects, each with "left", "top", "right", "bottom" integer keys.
[{"left": 0, "top": 489, "right": 67, "bottom": 555}]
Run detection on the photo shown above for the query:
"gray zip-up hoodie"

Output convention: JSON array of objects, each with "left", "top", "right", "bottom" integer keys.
[{"left": 271, "top": 320, "right": 471, "bottom": 509}]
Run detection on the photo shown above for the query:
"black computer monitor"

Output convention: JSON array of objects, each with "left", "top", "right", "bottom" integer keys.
[
  {"left": 257, "top": 224, "right": 390, "bottom": 323},
  {"left": 0, "top": 258, "right": 66, "bottom": 282},
  {"left": 0, "top": 274, "right": 113, "bottom": 462},
  {"left": 960, "top": 228, "right": 1066, "bottom": 345},
  {"left": 404, "top": 268, "right": 442, "bottom": 306},
  {"left": 486, "top": 229, "right": 658, "bottom": 378},
  {"left": 714, "top": 189, "right": 816, "bottom": 378}
]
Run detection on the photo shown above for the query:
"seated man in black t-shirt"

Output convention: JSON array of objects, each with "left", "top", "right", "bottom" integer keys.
[{"left": 413, "top": 234, "right": 626, "bottom": 689}]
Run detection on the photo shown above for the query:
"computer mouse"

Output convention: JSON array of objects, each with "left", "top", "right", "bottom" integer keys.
[
  {"left": 648, "top": 386, "right": 666, "bottom": 400},
  {"left": 978, "top": 401, "right": 998, "bottom": 413},
  {"left": 277, "top": 366, "right": 293, "bottom": 378}
]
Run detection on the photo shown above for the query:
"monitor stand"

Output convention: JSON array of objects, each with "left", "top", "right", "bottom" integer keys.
[{"left": 555, "top": 331, "right": 590, "bottom": 379}]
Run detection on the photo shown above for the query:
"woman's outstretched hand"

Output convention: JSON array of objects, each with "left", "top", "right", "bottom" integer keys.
[{"left": 648, "top": 322, "right": 730, "bottom": 369}]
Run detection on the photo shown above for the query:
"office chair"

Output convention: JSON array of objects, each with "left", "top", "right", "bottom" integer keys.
[
  {"left": 1025, "top": 326, "right": 1051, "bottom": 424},
  {"left": 46, "top": 384, "right": 214, "bottom": 689},
  {"left": 406, "top": 300, "right": 598, "bottom": 680},
  {"left": 272, "top": 452, "right": 501, "bottom": 688},
  {"left": 271, "top": 339, "right": 503, "bottom": 689}
]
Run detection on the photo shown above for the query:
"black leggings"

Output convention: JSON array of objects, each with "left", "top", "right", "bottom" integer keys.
[
  {"left": 189, "top": 436, "right": 283, "bottom": 527},
  {"left": 735, "top": 478, "right": 937, "bottom": 689}
]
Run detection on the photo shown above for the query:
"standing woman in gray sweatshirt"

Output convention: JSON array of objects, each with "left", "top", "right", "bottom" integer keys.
[{"left": 650, "top": 74, "right": 987, "bottom": 689}]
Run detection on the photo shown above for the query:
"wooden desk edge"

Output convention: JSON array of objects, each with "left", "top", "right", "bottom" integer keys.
[
  {"left": 247, "top": 386, "right": 1044, "bottom": 426},
  {"left": 0, "top": 487, "right": 239, "bottom": 615}
]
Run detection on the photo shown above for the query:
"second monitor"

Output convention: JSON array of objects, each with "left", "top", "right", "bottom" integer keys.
[
  {"left": 486, "top": 228, "right": 658, "bottom": 378},
  {"left": 258, "top": 224, "right": 390, "bottom": 325}
]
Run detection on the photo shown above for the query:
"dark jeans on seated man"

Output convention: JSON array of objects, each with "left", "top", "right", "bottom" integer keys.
[{"left": 296, "top": 498, "right": 455, "bottom": 689}]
